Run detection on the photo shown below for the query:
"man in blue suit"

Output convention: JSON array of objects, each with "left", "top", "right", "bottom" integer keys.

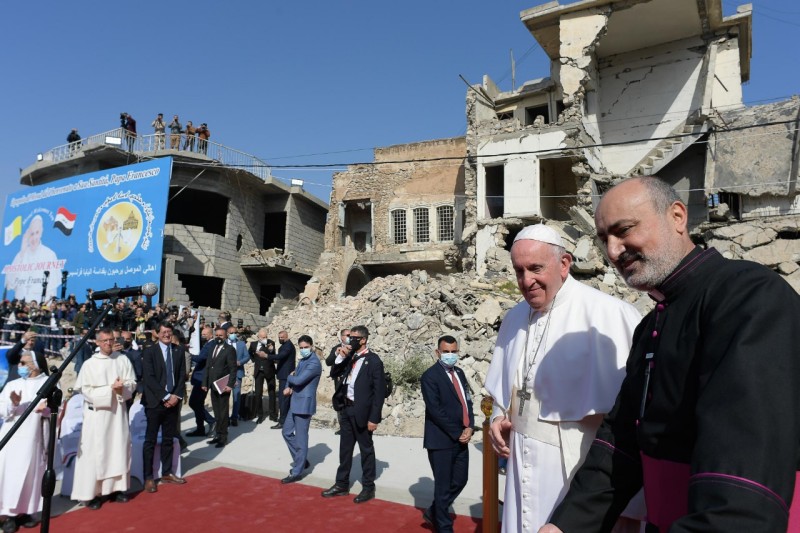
[
  {"left": 269, "top": 330, "right": 296, "bottom": 429},
  {"left": 420, "top": 335, "right": 474, "bottom": 532},
  {"left": 280, "top": 334, "right": 322, "bottom": 484}
]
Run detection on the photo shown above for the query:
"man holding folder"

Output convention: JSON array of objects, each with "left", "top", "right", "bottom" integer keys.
[{"left": 202, "top": 326, "right": 237, "bottom": 448}]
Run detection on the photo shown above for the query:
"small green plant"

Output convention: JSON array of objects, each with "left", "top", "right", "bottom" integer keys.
[
  {"left": 384, "top": 353, "right": 432, "bottom": 389},
  {"left": 496, "top": 280, "right": 518, "bottom": 296}
]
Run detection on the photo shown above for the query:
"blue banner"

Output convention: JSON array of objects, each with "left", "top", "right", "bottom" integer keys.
[{"left": 0, "top": 158, "right": 172, "bottom": 302}]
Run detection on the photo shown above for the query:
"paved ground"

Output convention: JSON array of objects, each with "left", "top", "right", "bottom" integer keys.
[{"left": 51, "top": 406, "right": 502, "bottom": 520}]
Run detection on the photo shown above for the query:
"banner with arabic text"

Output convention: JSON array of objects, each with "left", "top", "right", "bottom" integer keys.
[{"left": 0, "top": 158, "right": 171, "bottom": 302}]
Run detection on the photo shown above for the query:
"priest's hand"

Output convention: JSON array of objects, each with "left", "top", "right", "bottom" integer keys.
[
  {"left": 538, "top": 524, "right": 563, "bottom": 533},
  {"left": 111, "top": 377, "right": 124, "bottom": 395},
  {"left": 9, "top": 390, "right": 21, "bottom": 406},
  {"left": 489, "top": 416, "right": 513, "bottom": 458}
]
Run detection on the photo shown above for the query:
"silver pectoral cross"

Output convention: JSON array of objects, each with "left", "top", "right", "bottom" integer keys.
[{"left": 516, "top": 388, "right": 532, "bottom": 415}]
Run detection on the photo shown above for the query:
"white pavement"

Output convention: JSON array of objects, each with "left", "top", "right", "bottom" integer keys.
[{"left": 178, "top": 406, "right": 492, "bottom": 518}]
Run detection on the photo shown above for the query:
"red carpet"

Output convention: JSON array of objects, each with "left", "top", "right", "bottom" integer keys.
[{"left": 51, "top": 467, "right": 482, "bottom": 532}]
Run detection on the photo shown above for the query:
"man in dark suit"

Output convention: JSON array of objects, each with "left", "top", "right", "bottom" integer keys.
[
  {"left": 269, "top": 330, "right": 295, "bottom": 429},
  {"left": 420, "top": 335, "right": 475, "bottom": 532},
  {"left": 249, "top": 328, "right": 277, "bottom": 424},
  {"left": 216, "top": 311, "right": 232, "bottom": 333},
  {"left": 140, "top": 321, "right": 187, "bottom": 494},
  {"left": 201, "top": 326, "right": 237, "bottom": 448},
  {"left": 186, "top": 325, "right": 215, "bottom": 437},
  {"left": 325, "top": 328, "right": 350, "bottom": 435},
  {"left": 322, "top": 325, "right": 386, "bottom": 504}
]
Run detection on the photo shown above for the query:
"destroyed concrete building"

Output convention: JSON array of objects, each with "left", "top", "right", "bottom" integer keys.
[
  {"left": 463, "top": 0, "right": 799, "bottom": 294},
  {"left": 20, "top": 129, "right": 328, "bottom": 324},
  {"left": 312, "top": 137, "right": 466, "bottom": 298}
]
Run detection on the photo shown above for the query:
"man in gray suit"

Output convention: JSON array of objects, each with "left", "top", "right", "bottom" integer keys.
[{"left": 280, "top": 335, "right": 322, "bottom": 484}]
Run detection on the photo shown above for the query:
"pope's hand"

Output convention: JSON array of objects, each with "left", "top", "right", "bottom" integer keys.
[
  {"left": 9, "top": 391, "right": 21, "bottom": 406},
  {"left": 538, "top": 525, "right": 563, "bottom": 533},
  {"left": 489, "top": 416, "right": 513, "bottom": 458}
]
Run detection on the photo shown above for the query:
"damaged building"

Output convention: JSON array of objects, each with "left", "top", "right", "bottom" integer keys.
[
  {"left": 312, "top": 138, "right": 466, "bottom": 298},
  {"left": 20, "top": 129, "right": 328, "bottom": 324},
  {"left": 462, "top": 0, "right": 799, "bottom": 291}
]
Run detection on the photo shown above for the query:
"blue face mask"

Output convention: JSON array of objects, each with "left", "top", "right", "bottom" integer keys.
[
  {"left": 440, "top": 353, "right": 459, "bottom": 368},
  {"left": 299, "top": 347, "right": 312, "bottom": 359},
  {"left": 18, "top": 365, "right": 31, "bottom": 379},
  {"left": 228, "top": 333, "right": 238, "bottom": 342}
]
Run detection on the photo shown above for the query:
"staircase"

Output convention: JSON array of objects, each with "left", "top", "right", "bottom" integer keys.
[
  {"left": 634, "top": 123, "right": 708, "bottom": 175},
  {"left": 263, "top": 297, "right": 297, "bottom": 326}
]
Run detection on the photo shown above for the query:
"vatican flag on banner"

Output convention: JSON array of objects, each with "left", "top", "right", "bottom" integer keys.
[{"left": 4, "top": 216, "right": 21, "bottom": 246}]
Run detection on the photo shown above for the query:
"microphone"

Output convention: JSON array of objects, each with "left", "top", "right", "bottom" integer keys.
[{"left": 90, "top": 282, "right": 159, "bottom": 300}]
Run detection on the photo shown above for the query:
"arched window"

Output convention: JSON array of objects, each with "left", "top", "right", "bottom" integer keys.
[
  {"left": 413, "top": 207, "right": 430, "bottom": 243},
  {"left": 390, "top": 209, "right": 407, "bottom": 244},
  {"left": 437, "top": 205, "right": 455, "bottom": 242}
]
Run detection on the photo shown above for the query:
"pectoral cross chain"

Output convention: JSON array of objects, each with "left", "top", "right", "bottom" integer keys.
[{"left": 517, "top": 388, "right": 532, "bottom": 416}]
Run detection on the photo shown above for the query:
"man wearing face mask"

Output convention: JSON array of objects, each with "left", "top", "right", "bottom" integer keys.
[
  {"left": 201, "top": 327, "right": 236, "bottom": 448},
  {"left": 420, "top": 335, "right": 474, "bottom": 532},
  {"left": 325, "top": 329, "right": 350, "bottom": 435},
  {"left": 226, "top": 326, "right": 248, "bottom": 427},
  {"left": 0, "top": 351, "right": 50, "bottom": 532},
  {"left": 323, "top": 325, "right": 386, "bottom": 504},
  {"left": 280, "top": 335, "right": 322, "bottom": 484},
  {"left": 186, "top": 325, "right": 215, "bottom": 438},
  {"left": 4, "top": 330, "right": 45, "bottom": 389},
  {"left": 268, "top": 330, "right": 295, "bottom": 429},
  {"left": 249, "top": 328, "right": 277, "bottom": 425},
  {"left": 117, "top": 331, "right": 142, "bottom": 410}
]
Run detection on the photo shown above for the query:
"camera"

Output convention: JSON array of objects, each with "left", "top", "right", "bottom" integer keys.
[{"left": 237, "top": 318, "right": 243, "bottom": 328}]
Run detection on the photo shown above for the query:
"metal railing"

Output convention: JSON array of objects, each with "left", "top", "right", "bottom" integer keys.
[{"left": 37, "top": 128, "right": 273, "bottom": 180}]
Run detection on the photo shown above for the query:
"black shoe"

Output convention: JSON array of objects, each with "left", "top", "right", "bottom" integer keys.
[
  {"left": 231, "top": 418, "right": 238, "bottom": 427},
  {"left": 334, "top": 429, "right": 341, "bottom": 435},
  {"left": 321, "top": 485, "right": 349, "bottom": 498},
  {"left": 281, "top": 474, "right": 301, "bottom": 484},
  {"left": 270, "top": 415, "right": 278, "bottom": 422},
  {"left": 2, "top": 518, "right": 18, "bottom": 533},
  {"left": 422, "top": 507, "right": 434, "bottom": 526},
  {"left": 207, "top": 437, "right": 220, "bottom": 445},
  {"left": 114, "top": 491, "right": 130, "bottom": 503},
  {"left": 257, "top": 416, "right": 266, "bottom": 424},
  {"left": 19, "top": 515, "right": 38, "bottom": 529},
  {"left": 215, "top": 440, "right": 227, "bottom": 448},
  {"left": 186, "top": 429, "right": 206, "bottom": 437},
  {"left": 271, "top": 422, "right": 283, "bottom": 429},
  {"left": 86, "top": 497, "right": 104, "bottom": 510},
  {"left": 354, "top": 488, "right": 375, "bottom": 504}
]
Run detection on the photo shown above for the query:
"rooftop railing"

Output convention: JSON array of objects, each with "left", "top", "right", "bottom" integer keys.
[{"left": 36, "top": 127, "right": 273, "bottom": 180}]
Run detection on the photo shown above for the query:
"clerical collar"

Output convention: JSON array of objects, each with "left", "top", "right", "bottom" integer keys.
[{"left": 648, "top": 246, "right": 720, "bottom": 303}]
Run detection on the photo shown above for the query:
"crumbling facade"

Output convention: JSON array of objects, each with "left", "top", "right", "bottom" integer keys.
[
  {"left": 312, "top": 137, "right": 466, "bottom": 299},
  {"left": 463, "top": 0, "right": 799, "bottom": 293},
  {"left": 20, "top": 132, "right": 328, "bottom": 325}
]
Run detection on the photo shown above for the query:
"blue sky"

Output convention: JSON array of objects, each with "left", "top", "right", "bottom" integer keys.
[{"left": 1, "top": 0, "right": 798, "bottom": 219}]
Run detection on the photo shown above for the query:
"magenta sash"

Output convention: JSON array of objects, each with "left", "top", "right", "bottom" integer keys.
[{"left": 641, "top": 454, "right": 800, "bottom": 531}]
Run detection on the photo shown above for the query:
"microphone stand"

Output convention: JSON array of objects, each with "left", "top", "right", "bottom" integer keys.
[{"left": 0, "top": 300, "right": 114, "bottom": 533}]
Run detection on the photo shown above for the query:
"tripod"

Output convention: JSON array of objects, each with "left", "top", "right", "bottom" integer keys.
[{"left": 0, "top": 302, "right": 113, "bottom": 532}]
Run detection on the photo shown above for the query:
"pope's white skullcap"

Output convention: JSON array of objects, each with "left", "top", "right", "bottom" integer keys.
[{"left": 513, "top": 224, "right": 563, "bottom": 248}]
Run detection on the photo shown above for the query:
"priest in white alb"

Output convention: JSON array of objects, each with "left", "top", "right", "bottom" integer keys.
[
  {"left": 484, "top": 224, "right": 645, "bottom": 532},
  {"left": 71, "top": 328, "right": 136, "bottom": 510},
  {"left": 0, "top": 350, "right": 50, "bottom": 532}
]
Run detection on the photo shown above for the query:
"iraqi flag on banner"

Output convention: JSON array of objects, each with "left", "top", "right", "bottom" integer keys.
[{"left": 54, "top": 207, "right": 77, "bottom": 236}]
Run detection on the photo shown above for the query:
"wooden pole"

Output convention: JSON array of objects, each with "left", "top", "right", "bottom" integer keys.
[{"left": 482, "top": 396, "right": 499, "bottom": 533}]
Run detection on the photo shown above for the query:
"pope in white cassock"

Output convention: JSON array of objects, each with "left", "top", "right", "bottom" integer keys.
[
  {"left": 0, "top": 350, "right": 50, "bottom": 531},
  {"left": 71, "top": 328, "right": 136, "bottom": 509},
  {"left": 484, "top": 224, "right": 645, "bottom": 532}
]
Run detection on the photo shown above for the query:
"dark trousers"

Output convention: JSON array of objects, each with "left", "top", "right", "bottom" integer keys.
[
  {"left": 210, "top": 389, "right": 230, "bottom": 441},
  {"left": 427, "top": 444, "right": 469, "bottom": 533},
  {"left": 278, "top": 378, "right": 290, "bottom": 424},
  {"left": 335, "top": 405, "right": 376, "bottom": 490},
  {"left": 254, "top": 371, "right": 277, "bottom": 420},
  {"left": 189, "top": 384, "right": 214, "bottom": 431},
  {"left": 142, "top": 403, "right": 179, "bottom": 480}
]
